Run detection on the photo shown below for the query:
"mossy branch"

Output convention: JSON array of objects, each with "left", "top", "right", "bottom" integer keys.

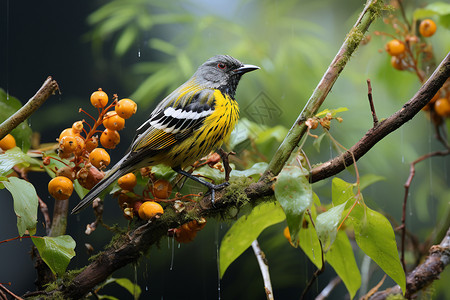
[
  {"left": 263, "top": 0, "right": 383, "bottom": 179},
  {"left": 0, "top": 77, "right": 59, "bottom": 140}
]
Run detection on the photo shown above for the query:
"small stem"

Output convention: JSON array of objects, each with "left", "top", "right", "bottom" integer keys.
[
  {"left": 367, "top": 79, "right": 378, "bottom": 126},
  {"left": 38, "top": 197, "right": 52, "bottom": 235},
  {"left": 0, "top": 284, "right": 24, "bottom": 300},
  {"left": 315, "top": 277, "right": 341, "bottom": 300},
  {"left": 0, "top": 77, "right": 59, "bottom": 139},
  {"left": 218, "top": 148, "right": 235, "bottom": 181},
  {"left": 49, "top": 199, "right": 69, "bottom": 237},
  {"left": 301, "top": 210, "right": 325, "bottom": 300},
  {"left": 251, "top": 239, "right": 274, "bottom": 300}
]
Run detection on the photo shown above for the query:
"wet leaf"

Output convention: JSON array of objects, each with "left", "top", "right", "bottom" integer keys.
[
  {"left": 3, "top": 177, "right": 38, "bottom": 236},
  {"left": 315, "top": 202, "right": 347, "bottom": 251},
  {"left": 352, "top": 204, "right": 406, "bottom": 293},
  {"left": 114, "top": 278, "right": 141, "bottom": 299},
  {"left": 31, "top": 235, "right": 76, "bottom": 275},
  {"left": 313, "top": 132, "right": 326, "bottom": 152},
  {"left": 326, "top": 230, "right": 361, "bottom": 299},
  {"left": 298, "top": 205, "right": 322, "bottom": 269},
  {"left": 230, "top": 162, "right": 267, "bottom": 179},
  {"left": 274, "top": 166, "right": 312, "bottom": 247},
  {"left": 219, "top": 201, "right": 285, "bottom": 278},
  {"left": 0, "top": 147, "right": 40, "bottom": 176},
  {"left": 332, "top": 177, "right": 355, "bottom": 206},
  {"left": 359, "top": 174, "right": 385, "bottom": 191}
]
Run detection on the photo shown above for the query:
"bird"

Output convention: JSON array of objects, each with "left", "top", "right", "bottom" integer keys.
[{"left": 71, "top": 55, "right": 259, "bottom": 214}]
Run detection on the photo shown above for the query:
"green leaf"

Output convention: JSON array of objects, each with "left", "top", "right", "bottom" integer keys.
[
  {"left": 326, "top": 230, "right": 361, "bottom": 299},
  {"left": 0, "top": 147, "right": 41, "bottom": 176},
  {"left": 298, "top": 205, "right": 322, "bottom": 269},
  {"left": 274, "top": 166, "right": 313, "bottom": 246},
  {"left": 114, "top": 278, "right": 142, "bottom": 299},
  {"left": 3, "top": 177, "right": 38, "bottom": 236},
  {"left": 219, "top": 201, "right": 285, "bottom": 278},
  {"left": 254, "top": 125, "right": 288, "bottom": 145},
  {"left": 359, "top": 174, "right": 385, "bottom": 191},
  {"left": 31, "top": 235, "right": 76, "bottom": 275},
  {"left": 313, "top": 133, "right": 326, "bottom": 152},
  {"left": 352, "top": 205, "right": 406, "bottom": 293},
  {"left": 315, "top": 107, "right": 348, "bottom": 117},
  {"left": 230, "top": 162, "right": 268, "bottom": 179},
  {"left": 115, "top": 25, "right": 139, "bottom": 56},
  {"left": 315, "top": 202, "right": 347, "bottom": 251},
  {"left": 0, "top": 89, "right": 33, "bottom": 152},
  {"left": 414, "top": 2, "right": 450, "bottom": 19},
  {"left": 332, "top": 177, "right": 355, "bottom": 206}
]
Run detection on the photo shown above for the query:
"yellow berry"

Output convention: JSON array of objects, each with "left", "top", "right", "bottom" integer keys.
[
  {"left": 115, "top": 99, "right": 137, "bottom": 119},
  {"left": 419, "top": 19, "right": 437, "bottom": 37},
  {"left": 85, "top": 137, "right": 99, "bottom": 153},
  {"left": 103, "top": 111, "right": 125, "bottom": 131},
  {"left": 48, "top": 176, "right": 73, "bottom": 200},
  {"left": 435, "top": 98, "right": 450, "bottom": 117},
  {"left": 118, "top": 173, "right": 137, "bottom": 190},
  {"left": 138, "top": 201, "right": 164, "bottom": 220},
  {"left": 100, "top": 129, "right": 120, "bottom": 149},
  {"left": 59, "top": 128, "right": 79, "bottom": 141},
  {"left": 390, "top": 56, "right": 405, "bottom": 70},
  {"left": 89, "top": 148, "right": 111, "bottom": 169},
  {"left": 59, "top": 136, "right": 78, "bottom": 153},
  {"left": 74, "top": 135, "right": 86, "bottom": 156},
  {"left": 0, "top": 134, "right": 16, "bottom": 150},
  {"left": 72, "top": 121, "right": 84, "bottom": 134},
  {"left": 385, "top": 39, "right": 405, "bottom": 56},
  {"left": 151, "top": 179, "right": 172, "bottom": 199},
  {"left": 283, "top": 226, "right": 291, "bottom": 243},
  {"left": 90, "top": 89, "right": 108, "bottom": 108}
]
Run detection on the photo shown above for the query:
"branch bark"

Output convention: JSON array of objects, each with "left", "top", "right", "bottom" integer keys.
[
  {"left": 369, "top": 225, "right": 450, "bottom": 300},
  {"left": 0, "top": 77, "right": 59, "bottom": 139}
]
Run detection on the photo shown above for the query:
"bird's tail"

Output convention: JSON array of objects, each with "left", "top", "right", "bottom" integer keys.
[{"left": 71, "top": 162, "right": 128, "bottom": 214}]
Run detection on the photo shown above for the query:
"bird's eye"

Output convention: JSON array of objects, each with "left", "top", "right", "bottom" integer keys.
[{"left": 217, "top": 63, "right": 226, "bottom": 69}]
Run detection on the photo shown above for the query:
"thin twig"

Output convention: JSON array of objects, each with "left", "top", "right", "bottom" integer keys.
[
  {"left": 218, "top": 148, "right": 235, "bottom": 181},
  {"left": 310, "top": 52, "right": 450, "bottom": 182},
  {"left": 300, "top": 210, "right": 325, "bottom": 300},
  {"left": 251, "top": 239, "right": 274, "bottom": 300},
  {"left": 397, "top": 0, "right": 411, "bottom": 31},
  {"left": 315, "top": 277, "right": 341, "bottom": 300},
  {"left": 0, "top": 284, "right": 24, "bottom": 300},
  {"left": 366, "top": 79, "right": 378, "bottom": 126},
  {"left": 0, "top": 77, "right": 59, "bottom": 139},
  {"left": 401, "top": 149, "right": 450, "bottom": 271},
  {"left": 369, "top": 225, "right": 450, "bottom": 300},
  {"left": 38, "top": 197, "right": 51, "bottom": 235}
]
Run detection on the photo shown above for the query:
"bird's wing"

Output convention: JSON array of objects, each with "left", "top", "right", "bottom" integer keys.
[{"left": 131, "top": 82, "right": 217, "bottom": 153}]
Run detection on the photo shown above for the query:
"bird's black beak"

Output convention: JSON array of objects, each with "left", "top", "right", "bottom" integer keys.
[{"left": 234, "top": 64, "right": 260, "bottom": 74}]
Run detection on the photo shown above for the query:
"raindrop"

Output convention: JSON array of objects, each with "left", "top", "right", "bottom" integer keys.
[{"left": 137, "top": 49, "right": 141, "bottom": 58}]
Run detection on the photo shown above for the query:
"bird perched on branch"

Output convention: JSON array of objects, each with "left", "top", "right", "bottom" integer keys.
[{"left": 72, "top": 55, "right": 259, "bottom": 214}]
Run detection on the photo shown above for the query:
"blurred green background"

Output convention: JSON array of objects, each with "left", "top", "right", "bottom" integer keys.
[{"left": 1, "top": 0, "right": 449, "bottom": 299}]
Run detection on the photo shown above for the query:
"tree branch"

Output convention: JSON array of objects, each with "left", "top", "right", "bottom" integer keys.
[
  {"left": 369, "top": 225, "right": 450, "bottom": 300},
  {"left": 262, "top": 0, "right": 382, "bottom": 179},
  {"left": 310, "top": 52, "right": 450, "bottom": 182},
  {"left": 0, "top": 77, "right": 59, "bottom": 139}
]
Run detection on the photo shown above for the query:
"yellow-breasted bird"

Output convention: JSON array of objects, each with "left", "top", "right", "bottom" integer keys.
[{"left": 71, "top": 55, "right": 259, "bottom": 214}]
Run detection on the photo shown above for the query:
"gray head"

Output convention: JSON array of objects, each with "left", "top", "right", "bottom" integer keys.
[{"left": 194, "top": 55, "right": 259, "bottom": 98}]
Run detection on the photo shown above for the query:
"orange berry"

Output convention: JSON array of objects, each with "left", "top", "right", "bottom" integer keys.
[
  {"left": 118, "top": 173, "right": 137, "bottom": 190},
  {"left": 115, "top": 99, "right": 137, "bottom": 119},
  {"left": 103, "top": 111, "right": 125, "bottom": 131},
  {"left": 90, "top": 89, "right": 108, "bottom": 108},
  {"left": 434, "top": 98, "right": 450, "bottom": 117},
  {"left": 151, "top": 179, "right": 172, "bottom": 199},
  {"left": 73, "top": 135, "right": 86, "bottom": 156},
  {"left": 100, "top": 129, "right": 120, "bottom": 149},
  {"left": 430, "top": 90, "right": 441, "bottom": 104},
  {"left": 283, "top": 226, "right": 291, "bottom": 243},
  {"left": 59, "top": 128, "right": 79, "bottom": 141},
  {"left": 390, "top": 56, "right": 405, "bottom": 70},
  {"left": 89, "top": 148, "right": 110, "bottom": 169},
  {"left": 138, "top": 201, "right": 164, "bottom": 220},
  {"left": 0, "top": 134, "right": 16, "bottom": 150},
  {"left": 419, "top": 19, "right": 437, "bottom": 37},
  {"left": 59, "top": 136, "right": 78, "bottom": 153},
  {"left": 72, "top": 121, "right": 84, "bottom": 134},
  {"left": 85, "top": 136, "right": 99, "bottom": 153},
  {"left": 385, "top": 39, "right": 405, "bottom": 56},
  {"left": 48, "top": 176, "right": 73, "bottom": 200}
]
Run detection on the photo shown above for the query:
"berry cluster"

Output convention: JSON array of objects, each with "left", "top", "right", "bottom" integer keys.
[
  {"left": 46, "top": 89, "right": 137, "bottom": 201},
  {"left": 117, "top": 175, "right": 171, "bottom": 221},
  {"left": 379, "top": 17, "right": 449, "bottom": 120}
]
